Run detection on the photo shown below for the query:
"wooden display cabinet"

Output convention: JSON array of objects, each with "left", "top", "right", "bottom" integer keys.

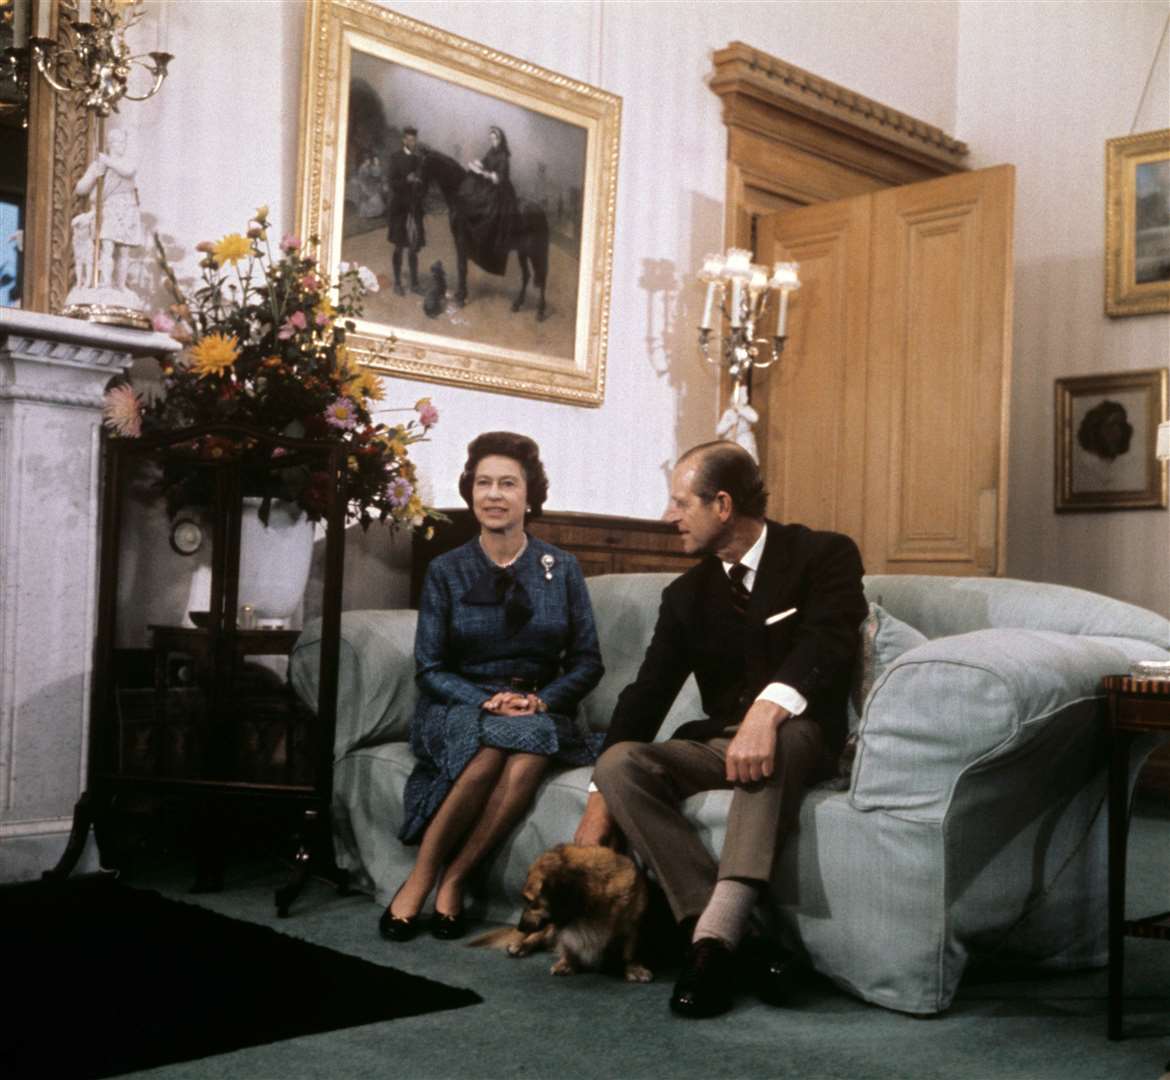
[{"left": 47, "top": 425, "right": 347, "bottom": 917}]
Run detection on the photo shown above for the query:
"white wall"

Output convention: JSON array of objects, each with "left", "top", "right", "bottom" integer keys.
[
  {"left": 955, "top": 0, "right": 1170, "bottom": 614},
  {"left": 128, "top": 0, "right": 959, "bottom": 520},
  {"left": 123, "top": 2, "right": 1170, "bottom": 618}
]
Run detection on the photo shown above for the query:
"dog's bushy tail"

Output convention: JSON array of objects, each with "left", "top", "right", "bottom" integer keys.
[{"left": 465, "top": 927, "right": 523, "bottom": 950}]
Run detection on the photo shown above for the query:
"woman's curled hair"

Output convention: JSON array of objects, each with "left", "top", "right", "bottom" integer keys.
[{"left": 458, "top": 431, "right": 548, "bottom": 516}]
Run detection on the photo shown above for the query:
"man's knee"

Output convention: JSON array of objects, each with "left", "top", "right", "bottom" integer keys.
[{"left": 593, "top": 740, "right": 655, "bottom": 795}]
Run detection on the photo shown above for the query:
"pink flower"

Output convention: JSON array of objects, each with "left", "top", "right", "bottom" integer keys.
[
  {"left": 301, "top": 273, "right": 320, "bottom": 293},
  {"left": 323, "top": 399, "right": 358, "bottom": 430},
  {"left": 315, "top": 312, "right": 330, "bottom": 327},
  {"left": 415, "top": 398, "right": 439, "bottom": 429},
  {"left": 102, "top": 384, "right": 142, "bottom": 438},
  {"left": 388, "top": 477, "right": 414, "bottom": 508},
  {"left": 277, "top": 310, "right": 308, "bottom": 340},
  {"left": 280, "top": 234, "right": 301, "bottom": 253},
  {"left": 151, "top": 311, "right": 175, "bottom": 334}
]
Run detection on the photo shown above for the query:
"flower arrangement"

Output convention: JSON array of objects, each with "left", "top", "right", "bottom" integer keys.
[{"left": 103, "top": 206, "right": 440, "bottom": 531}]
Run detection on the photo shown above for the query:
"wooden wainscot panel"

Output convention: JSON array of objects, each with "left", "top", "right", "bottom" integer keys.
[{"left": 410, "top": 511, "right": 695, "bottom": 606}]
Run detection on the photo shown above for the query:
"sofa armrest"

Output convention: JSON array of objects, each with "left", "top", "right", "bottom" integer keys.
[
  {"left": 850, "top": 628, "right": 1170, "bottom": 820},
  {"left": 290, "top": 609, "right": 419, "bottom": 758}
]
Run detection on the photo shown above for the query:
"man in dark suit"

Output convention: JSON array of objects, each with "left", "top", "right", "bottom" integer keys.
[
  {"left": 386, "top": 126, "right": 426, "bottom": 296},
  {"left": 575, "top": 440, "right": 866, "bottom": 1018}
]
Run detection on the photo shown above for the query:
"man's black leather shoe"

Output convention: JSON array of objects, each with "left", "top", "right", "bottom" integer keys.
[
  {"left": 740, "top": 937, "right": 801, "bottom": 1006},
  {"left": 669, "top": 937, "right": 737, "bottom": 1018}
]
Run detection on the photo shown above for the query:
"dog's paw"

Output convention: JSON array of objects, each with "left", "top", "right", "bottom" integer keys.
[
  {"left": 624, "top": 963, "right": 653, "bottom": 983},
  {"left": 551, "top": 956, "right": 577, "bottom": 976},
  {"left": 506, "top": 939, "right": 530, "bottom": 958}
]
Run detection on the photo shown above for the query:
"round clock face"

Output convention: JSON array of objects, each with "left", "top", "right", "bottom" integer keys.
[{"left": 169, "top": 517, "right": 204, "bottom": 556}]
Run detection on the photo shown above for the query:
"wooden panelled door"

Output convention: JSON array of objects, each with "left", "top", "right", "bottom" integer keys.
[{"left": 755, "top": 164, "right": 1015, "bottom": 576}]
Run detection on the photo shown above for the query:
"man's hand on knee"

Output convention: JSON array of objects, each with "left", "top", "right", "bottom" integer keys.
[
  {"left": 574, "top": 791, "right": 618, "bottom": 847},
  {"left": 725, "top": 701, "right": 790, "bottom": 785}
]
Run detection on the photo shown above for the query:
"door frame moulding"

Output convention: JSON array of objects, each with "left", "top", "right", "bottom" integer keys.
[
  {"left": 711, "top": 42, "right": 968, "bottom": 203},
  {"left": 709, "top": 41, "right": 970, "bottom": 453}
]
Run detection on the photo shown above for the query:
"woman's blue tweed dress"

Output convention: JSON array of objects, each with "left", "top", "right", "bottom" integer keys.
[{"left": 399, "top": 535, "right": 604, "bottom": 843}]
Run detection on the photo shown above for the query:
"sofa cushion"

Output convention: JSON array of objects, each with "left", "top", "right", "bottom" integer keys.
[
  {"left": 582, "top": 573, "right": 702, "bottom": 736},
  {"left": 848, "top": 603, "right": 928, "bottom": 732},
  {"left": 290, "top": 609, "right": 419, "bottom": 756}
]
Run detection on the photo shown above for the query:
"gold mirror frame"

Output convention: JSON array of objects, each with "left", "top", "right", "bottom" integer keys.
[
  {"left": 22, "top": 0, "right": 91, "bottom": 315},
  {"left": 1105, "top": 128, "right": 1170, "bottom": 318},
  {"left": 297, "top": 0, "right": 621, "bottom": 406}
]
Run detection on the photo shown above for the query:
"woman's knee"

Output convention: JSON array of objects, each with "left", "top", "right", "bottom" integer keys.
[
  {"left": 461, "top": 746, "right": 507, "bottom": 786},
  {"left": 501, "top": 752, "right": 550, "bottom": 788}
]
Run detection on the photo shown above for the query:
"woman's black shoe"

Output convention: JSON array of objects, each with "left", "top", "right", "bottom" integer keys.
[
  {"left": 379, "top": 905, "right": 422, "bottom": 942},
  {"left": 431, "top": 909, "right": 467, "bottom": 940}
]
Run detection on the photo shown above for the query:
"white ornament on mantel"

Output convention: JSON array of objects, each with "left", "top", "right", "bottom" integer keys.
[
  {"left": 62, "top": 127, "right": 151, "bottom": 329},
  {"left": 0, "top": 309, "right": 178, "bottom": 884}
]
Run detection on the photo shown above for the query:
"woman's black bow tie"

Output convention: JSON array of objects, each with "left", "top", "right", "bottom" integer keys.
[{"left": 463, "top": 565, "right": 533, "bottom": 635}]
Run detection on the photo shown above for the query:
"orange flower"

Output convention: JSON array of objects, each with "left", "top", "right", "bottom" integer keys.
[{"left": 190, "top": 333, "right": 240, "bottom": 378}]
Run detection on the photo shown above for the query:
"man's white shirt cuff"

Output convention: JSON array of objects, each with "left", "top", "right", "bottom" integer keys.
[{"left": 757, "top": 682, "right": 808, "bottom": 715}]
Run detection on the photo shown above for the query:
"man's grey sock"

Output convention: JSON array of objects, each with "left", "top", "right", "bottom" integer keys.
[{"left": 692, "top": 878, "right": 759, "bottom": 950}]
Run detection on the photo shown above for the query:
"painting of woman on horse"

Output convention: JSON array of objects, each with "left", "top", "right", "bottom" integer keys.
[{"left": 339, "top": 51, "right": 591, "bottom": 361}]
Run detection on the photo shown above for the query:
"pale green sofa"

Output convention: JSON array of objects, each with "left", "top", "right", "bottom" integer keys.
[{"left": 290, "top": 573, "right": 1170, "bottom": 1015}]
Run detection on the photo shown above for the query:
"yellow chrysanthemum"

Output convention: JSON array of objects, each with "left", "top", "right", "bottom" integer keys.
[
  {"left": 190, "top": 333, "right": 240, "bottom": 378},
  {"left": 352, "top": 369, "right": 385, "bottom": 402},
  {"left": 334, "top": 346, "right": 357, "bottom": 380},
  {"left": 213, "top": 233, "right": 252, "bottom": 266}
]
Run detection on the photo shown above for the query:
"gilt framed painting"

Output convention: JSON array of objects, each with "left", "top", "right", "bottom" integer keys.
[
  {"left": 297, "top": 0, "right": 621, "bottom": 405},
  {"left": 1055, "top": 368, "right": 1168, "bottom": 512},
  {"left": 1106, "top": 129, "right": 1170, "bottom": 317}
]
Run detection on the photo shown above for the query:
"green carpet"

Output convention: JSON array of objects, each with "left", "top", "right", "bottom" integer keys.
[{"left": 21, "top": 799, "right": 1169, "bottom": 1080}]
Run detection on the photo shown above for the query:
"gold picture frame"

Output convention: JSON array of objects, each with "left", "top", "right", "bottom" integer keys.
[
  {"left": 297, "top": 0, "right": 621, "bottom": 406},
  {"left": 1105, "top": 128, "right": 1170, "bottom": 317},
  {"left": 1055, "top": 368, "right": 1168, "bottom": 512}
]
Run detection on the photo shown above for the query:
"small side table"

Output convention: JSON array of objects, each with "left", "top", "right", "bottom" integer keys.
[{"left": 1104, "top": 673, "right": 1170, "bottom": 1041}]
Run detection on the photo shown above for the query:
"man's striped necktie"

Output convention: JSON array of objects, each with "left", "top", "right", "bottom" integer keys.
[{"left": 728, "top": 562, "right": 750, "bottom": 615}]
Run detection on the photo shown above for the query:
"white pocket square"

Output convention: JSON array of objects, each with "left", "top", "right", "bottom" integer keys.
[{"left": 765, "top": 607, "right": 797, "bottom": 626}]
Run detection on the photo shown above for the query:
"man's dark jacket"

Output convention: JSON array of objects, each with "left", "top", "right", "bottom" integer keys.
[
  {"left": 603, "top": 520, "right": 867, "bottom": 756},
  {"left": 386, "top": 147, "right": 425, "bottom": 249}
]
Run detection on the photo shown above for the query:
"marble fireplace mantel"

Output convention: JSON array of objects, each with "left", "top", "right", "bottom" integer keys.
[{"left": 0, "top": 308, "right": 178, "bottom": 882}]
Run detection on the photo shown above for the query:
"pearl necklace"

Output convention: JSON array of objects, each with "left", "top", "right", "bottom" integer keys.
[{"left": 480, "top": 533, "right": 528, "bottom": 568}]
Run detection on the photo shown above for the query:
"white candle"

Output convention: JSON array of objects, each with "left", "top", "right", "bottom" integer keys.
[
  {"left": 776, "top": 289, "right": 790, "bottom": 337},
  {"left": 78, "top": 0, "right": 93, "bottom": 24},
  {"left": 769, "top": 261, "right": 799, "bottom": 290},
  {"left": 730, "top": 278, "right": 742, "bottom": 328},
  {"left": 35, "top": 0, "right": 49, "bottom": 39},
  {"left": 14, "top": 1, "right": 28, "bottom": 48},
  {"left": 700, "top": 281, "right": 717, "bottom": 330}
]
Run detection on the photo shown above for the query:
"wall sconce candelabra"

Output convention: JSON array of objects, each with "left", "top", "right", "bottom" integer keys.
[
  {"left": 29, "top": 0, "right": 170, "bottom": 116},
  {"left": 2, "top": 0, "right": 32, "bottom": 124},
  {"left": 697, "top": 248, "right": 800, "bottom": 459},
  {"left": 697, "top": 248, "right": 800, "bottom": 383}
]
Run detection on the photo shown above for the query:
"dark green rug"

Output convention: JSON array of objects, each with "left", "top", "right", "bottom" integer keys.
[{"left": 1, "top": 876, "right": 481, "bottom": 1079}]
